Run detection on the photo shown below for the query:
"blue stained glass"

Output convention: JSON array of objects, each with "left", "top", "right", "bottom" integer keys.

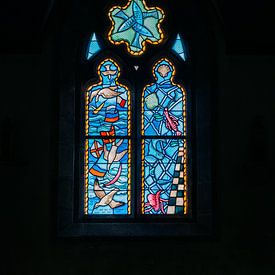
[
  {"left": 87, "top": 59, "right": 130, "bottom": 136},
  {"left": 85, "top": 58, "right": 131, "bottom": 216},
  {"left": 143, "top": 59, "right": 184, "bottom": 136},
  {"left": 88, "top": 107, "right": 129, "bottom": 136},
  {"left": 172, "top": 34, "right": 186, "bottom": 61},
  {"left": 87, "top": 139, "right": 131, "bottom": 215},
  {"left": 144, "top": 111, "right": 184, "bottom": 136},
  {"left": 87, "top": 33, "right": 101, "bottom": 60},
  {"left": 143, "top": 139, "right": 185, "bottom": 215},
  {"left": 142, "top": 59, "right": 187, "bottom": 215},
  {"left": 88, "top": 139, "right": 129, "bottom": 166}
]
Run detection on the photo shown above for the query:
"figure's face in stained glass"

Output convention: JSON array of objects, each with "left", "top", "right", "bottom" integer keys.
[
  {"left": 153, "top": 59, "right": 174, "bottom": 83},
  {"left": 108, "top": 0, "right": 165, "bottom": 55},
  {"left": 99, "top": 60, "right": 119, "bottom": 85},
  {"left": 85, "top": 58, "right": 132, "bottom": 216},
  {"left": 141, "top": 58, "right": 187, "bottom": 215}
]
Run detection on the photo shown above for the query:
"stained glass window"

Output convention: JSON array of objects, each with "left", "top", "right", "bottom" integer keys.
[
  {"left": 83, "top": 0, "right": 189, "bottom": 218},
  {"left": 142, "top": 59, "right": 187, "bottom": 215},
  {"left": 57, "top": 0, "right": 216, "bottom": 237},
  {"left": 85, "top": 59, "right": 131, "bottom": 215}
]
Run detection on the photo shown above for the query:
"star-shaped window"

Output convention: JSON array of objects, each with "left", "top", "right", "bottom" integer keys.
[{"left": 108, "top": 0, "right": 165, "bottom": 55}]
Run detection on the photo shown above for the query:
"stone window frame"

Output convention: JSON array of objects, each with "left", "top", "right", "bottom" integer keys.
[{"left": 56, "top": 1, "right": 216, "bottom": 237}]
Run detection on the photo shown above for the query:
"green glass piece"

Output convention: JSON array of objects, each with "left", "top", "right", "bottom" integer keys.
[{"left": 108, "top": 0, "right": 165, "bottom": 55}]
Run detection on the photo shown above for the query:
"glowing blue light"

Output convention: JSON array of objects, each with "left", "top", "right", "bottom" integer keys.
[
  {"left": 172, "top": 34, "right": 186, "bottom": 61},
  {"left": 87, "top": 33, "right": 101, "bottom": 60}
]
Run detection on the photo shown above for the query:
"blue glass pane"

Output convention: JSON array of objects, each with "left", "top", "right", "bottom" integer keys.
[
  {"left": 86, "top": 139, "right": 131, "bottom": 215},
  {"left": 172, "top": 34, "right": 186, "bottom": 61},
  {"left": 87, "top": 59, "right": 130, "bottom": 136},
  {"left": 142, "top": 59, "right": 188, "bottom": 215},
  {"left": 88, "top": 105, "right": 129, "bottom": 136},
  {"left": 144, "top": 111, "right": 184, "bottom": 136},
  {"left": 142, "top": 59, "right": 185, "bottom": 136},
  {"left": 87, "top": 33, "right": 101, "bottom": 60},
  {"left": 143, "top": 139, "right": 186, "bottom": 215}
]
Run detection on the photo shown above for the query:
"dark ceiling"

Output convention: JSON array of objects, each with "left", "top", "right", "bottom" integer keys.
[
  {"left": 0, "top": 0, "right": 274, "bottom": 54},
  {"left": 218, "top": 0, "right": 275, "bottom": 54}
]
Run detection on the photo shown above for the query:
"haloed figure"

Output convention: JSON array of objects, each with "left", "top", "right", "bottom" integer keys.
[
  {"left": 88, "top": 59, "right": 128, "bottom": 135},
  {"left": 143, "top": 59, "right": 185, "bottom": 214},
  {"left": 86, "top": 59, "right": 131, "bottom": 215}
]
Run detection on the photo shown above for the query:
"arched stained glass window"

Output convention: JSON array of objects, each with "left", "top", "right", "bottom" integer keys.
[
  {"left": 142, "top": 58, "right": 187, "bottom": 215},
  {"left": 83, "top": 0, "right": 190, "bottom": 218},
  {"left": 85, "top": 59, "right": 131, "bottom": 215},
  {"left": 57, "top": 0, "right": 215, "bottom": 237}
]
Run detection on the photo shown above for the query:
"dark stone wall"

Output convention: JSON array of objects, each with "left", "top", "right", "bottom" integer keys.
[{"left": 1, "top": 41, "right": 274, "bottom": 274}]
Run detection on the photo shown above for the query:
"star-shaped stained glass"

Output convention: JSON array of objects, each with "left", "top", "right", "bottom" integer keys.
[{"left": 108, "top": 0, "right": 165, "bottom": 55}]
